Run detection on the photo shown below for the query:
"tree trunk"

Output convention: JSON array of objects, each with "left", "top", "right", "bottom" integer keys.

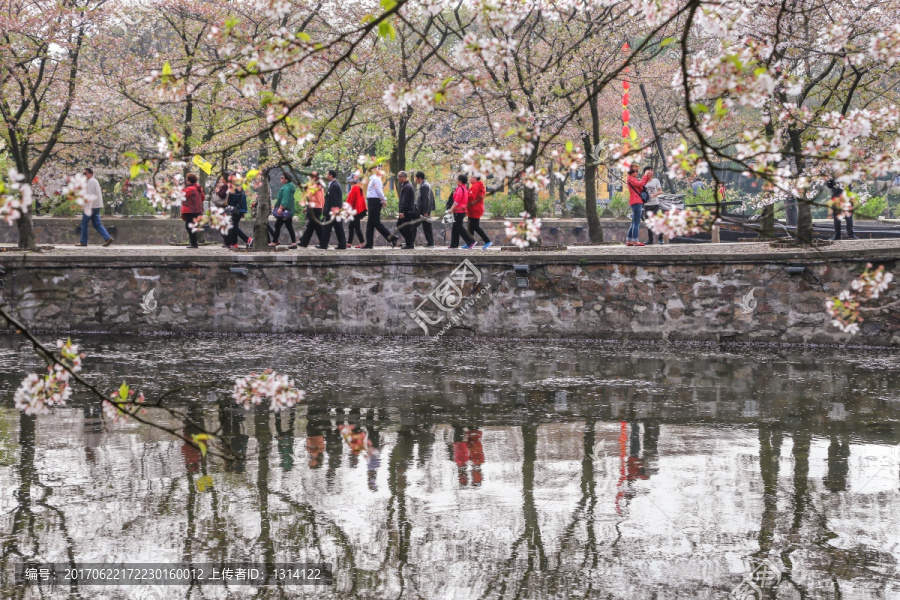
[
  {"left": 788, "top": 130, "right": 813, "bottom": 244},
  {"left": 523, "top": 186, "right": 538, "bottom": 218},
  {"left": 760, "top": 205, "right": 775, "bottom": 239},
  {"left": 17, "top": 212, "right": 37, "bottom": 251},
  {"left": 557, "top": 171, "right": 570, "bottom": 218},
  {"left": 582, "top": 134, "right": 603, "bottom": 243}
]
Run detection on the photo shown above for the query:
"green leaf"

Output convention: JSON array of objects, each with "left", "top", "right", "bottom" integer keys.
[
  {"left": 123, "top": 151, "right": 138, "bottom": 159},
  {"left": 660, "top": 36, "right": 676, "bottom": 48},
  {"left": 629, "top": 128, "right": 637, "bottom": 141},
  {"left": 161, "top": 61, "right": 173, "bottom": 76},
  {"left": 196, "top": 475, "right": 213, "bottom": 492},
  {"left": 691, "top": 102, "right": 709, "bottom": 115},
  {"left": 297, "top": 31, "right": 311, "bottom": 42},
  {"left": 130, "top": 164, "right": 141, "bottom": 179},
  {"left": 245, "top": 168, "right": 260, "bottom": 181},
  {"left": 378, "top": 21, "right": 396, "bottom": 40},
  {"left": 118, "top": 382, "right": 129, "bottom": 400},
  {"left": 565, "top": 140, "right": 574, "bottom": 153},
  {"left": 380, "top": 0, "right": 397, "bottom": 11}
]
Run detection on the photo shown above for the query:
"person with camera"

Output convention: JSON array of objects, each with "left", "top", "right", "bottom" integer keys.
[{"left": 626, "top": 164, "right": 652, "bottom": 247}]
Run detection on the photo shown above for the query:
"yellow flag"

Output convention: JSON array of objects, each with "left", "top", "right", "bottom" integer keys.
[{"left": 192, "top": 155, "right": 212, "bottom": 175}]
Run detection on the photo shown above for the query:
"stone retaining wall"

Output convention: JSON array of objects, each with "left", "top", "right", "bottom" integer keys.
[
  {"left": 1, "top": 243, "right": 898, "bottom": 345},
  {"left": 0, "top": 217, "right": 631, "bottom": 246}
]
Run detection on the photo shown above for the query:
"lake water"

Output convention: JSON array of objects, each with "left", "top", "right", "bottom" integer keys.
[{"left": 1, "top": 336, "right": 899, "bottom": 599}]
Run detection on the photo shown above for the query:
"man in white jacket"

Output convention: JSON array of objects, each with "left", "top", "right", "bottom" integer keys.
[
  {"left": 363, "top": 169, "right": 395, "bottom": 248},
  {"left": 76, "top": 168, "right": 113, "bottom": 247}
]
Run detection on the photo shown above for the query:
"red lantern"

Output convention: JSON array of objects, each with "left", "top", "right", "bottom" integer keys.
[
  {"left": 622, "top": 109, "right": 630, "bottom": 122},
  {"left": 622, "top": 93, "right": 630, "bottom": 105},
  {"left": 621, "top": 125, "right": 630, "bottom": 138},
  {"left": 623, "top": 81, "right": 630, "bottom": 90}
]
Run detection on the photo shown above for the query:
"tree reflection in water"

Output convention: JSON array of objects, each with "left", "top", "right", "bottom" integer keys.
[{"left": 0, "top": 336, "right": 899, "bottom": 599}]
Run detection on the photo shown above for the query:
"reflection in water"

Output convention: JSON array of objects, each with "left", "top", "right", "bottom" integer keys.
[{"left": 0, "top": 336, "right": 898, "bottom": 598}]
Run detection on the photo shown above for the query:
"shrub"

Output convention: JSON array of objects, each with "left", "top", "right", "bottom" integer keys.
[
  {"left": 485, "top": 193, "right": 524, "bottom": 218},
  {"left": 47, "top": 196, "right": 77, "bottom": 217},
  {"left": 608, "top": 194, "right": 630, "bottom": 219},
  {"left": 855, "top": 195, "right": 888, "bottom": 219},
  {"left": 382, "top": 190, "right": 398, "bottom": 218},
  {"left": 568, "top": 194, "right": 586, "bottom": 218}
]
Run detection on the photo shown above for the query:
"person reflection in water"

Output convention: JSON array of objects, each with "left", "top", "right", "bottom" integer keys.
[
  {"left": 365, "top": 409, "right": 381, "bottom": 492},
  {"left": 219, "top": 404, "right": 248, "bottom": 473},
  {"left": 615, "top": 421, "right": 652, "bottom": 514},
  {"left": 305, "top": 408, "right": 327, "bottom": 469},
  {"left": 275, "top": 410, "right": 296, "bottom": 472},
  {"left": 823, "top": 434, "right": 850, "bottom": 493},
  {"left": 451, "top": 426, "right": 485, "bottom": 487},
  {"left": 83, "top": 404, "right": 103, "bottom": 464},
  {"left": 181, "top": 406, "right": 204, "bottom": 475}
]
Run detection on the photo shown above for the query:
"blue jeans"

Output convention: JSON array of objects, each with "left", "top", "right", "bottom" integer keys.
[
  {"left": 626, "top": 203, "right": 643, "bottom": 242},
  {"left": 80, "top": 209, "right": 111, "bottom": 244}
]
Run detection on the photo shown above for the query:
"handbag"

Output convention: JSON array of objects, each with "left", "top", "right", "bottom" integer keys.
[
  {"left": 628, "top": 180, "right": 650, "bottom": 203},
  {"left": 272, "top": 206, "right": 292, "bottom": 219},
  {"left": 445, "top": 193, "right": 455, "bottom": 211}
]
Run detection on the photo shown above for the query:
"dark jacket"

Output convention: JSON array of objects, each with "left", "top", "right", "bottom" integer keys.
[
  {"left": 325, "top": 179, "right": 344, "bottom": 211},
  {"left": 398, "top": 180, "right": 417, "bottom": 216},
  {"left": 417, "top": 181, "right": 435, "bottom": 215},
  {"left": 227, "top": 188, "right": 247, "bottom": 214}
]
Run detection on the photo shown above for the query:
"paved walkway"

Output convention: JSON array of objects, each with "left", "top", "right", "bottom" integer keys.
[{"left": 2, "top": 238, "right": 899, "bottom": 257}]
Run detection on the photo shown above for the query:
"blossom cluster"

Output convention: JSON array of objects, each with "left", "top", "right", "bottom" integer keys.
[
  {"left": 0, "top": 168, "right": 33, "bottom": 225},
  {"left": 463, "top": 147, "right": 515, "bottom": 181},
  {"left": 233, "top": 369, "right": 305, "bottom": 412},
  {"left": 825, "top": 264, "right": 894, "bottom": 335},
  {"left": 330, "top": 202, "right": 358, "bottom": 223},
  {"left": 13, "top": 340, "right": 84, "bottom": 415},
  {"left": 455, "top": 33, "right": 516, "bottom": 69},
  {"left": 58, "top": 173, "right": 92, "bottom": 211},
  {"left": 645, "top": 207, "right": 712, "bottom": 241},
  {"left": 504, "top": 211, "right": 541, "bottom": 248},
  {"left": 146, "top": 178, "right": 186, "bottom": 210},
  {"left": 189, "top": 206, "right": 233, "bottom": 235},
  {"left": 104, "top": 382, "right": 147, "bottom": 423}
]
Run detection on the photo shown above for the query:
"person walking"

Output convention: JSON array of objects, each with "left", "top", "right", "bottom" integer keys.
[
  {"left": 181, "top": 173, "right": 205, "bottom": 248},
  {"left": 346, "top": 174, "right": 367, "bottom": 247},
  {"left": 642, "top": 167, "right": 663, "bottom": 245},
  {"left": 298, "top": 172, "right": 325, "bottom": 248},
  {"left": 466, "top": 175, "right": 492, "bottom": 249},
  {"left": 395, "top": 171, "right": 418, "bottom": 249},
  {"left": 415, "top": 171, "right": 435, "bottom": 247},
  {"left": 225, "top": 176, "right": 252, "bottom": 248},
  {"left": 450, "top": 174, "right": 477, "bottom": 249},
  {"left": 626, "top": 164, "right": 652, "bottom": 247},
  {"left": 318, "top": 170, "right": 348, "bottom": 250},
  {"left": 270, "top": 173, "right": 297, "bottom": 248},
  {"left": 75, "top": 168, "right": 113, "bottom": 247},
  {"left": 690, "top": 176, "right": 705, "bottom": 195},
  {"left": 364, "top": 169, "right": 394, "bottom": 248},
  {"left": 826, "top": 178, "right": 859, "bottom": 240}
]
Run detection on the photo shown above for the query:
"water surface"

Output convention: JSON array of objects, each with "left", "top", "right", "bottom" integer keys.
[{"left": 1, "top": 336, "right": 899, "bottom": 599}]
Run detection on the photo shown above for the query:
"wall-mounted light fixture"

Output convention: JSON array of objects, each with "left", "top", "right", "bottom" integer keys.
[
  {"left": 230, "top": 267, "right": 249, "bottom": 276},
  {"left": 514, "top": 264, "right": 530, "bottom": 288},
  {"left": 785, "top": 266, "right": 805, "bottom": 275}
]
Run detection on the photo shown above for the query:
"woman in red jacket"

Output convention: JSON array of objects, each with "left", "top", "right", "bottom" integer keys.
[
  {"left": 467, "top": 175, "right": 492, "bottom": 249},
  {"left": 346, "top": 174, "right": 368, "bottom": 248},
  {"left": 626, "top": 164, "right": 652, "bottom": 247},
  {"left": 450, "top": 174, "right": 477, "bottom": 249},
  {"left": 181, "top": 173, "right": 205, "bottom": 248}
]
